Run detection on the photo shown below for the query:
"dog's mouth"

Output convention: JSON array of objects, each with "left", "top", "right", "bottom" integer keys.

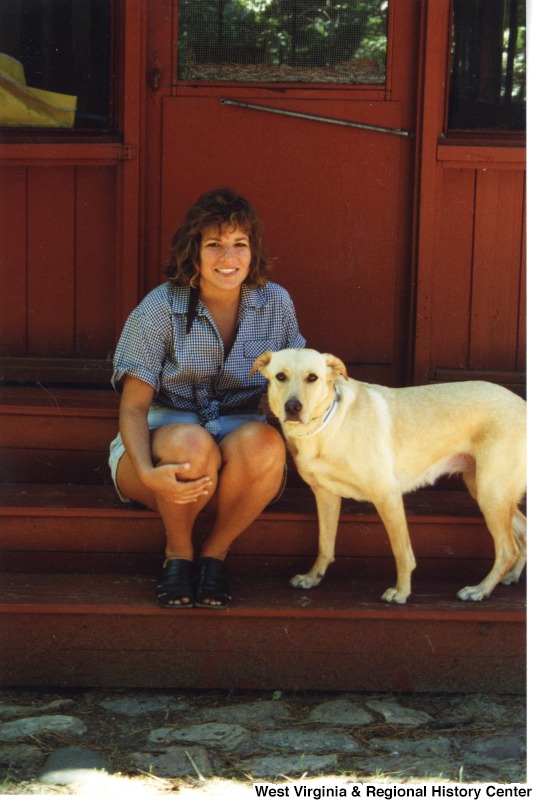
[{"left": 283, "top": 411, "right": 312, "bottom": 426}]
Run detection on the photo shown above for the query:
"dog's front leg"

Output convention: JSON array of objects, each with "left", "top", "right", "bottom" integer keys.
[
  {"left": 290, "top": 486, "right": 341, "bottom": 589},
  {"left": 374, "top": 493, "right": 416, "bottom": 604}
]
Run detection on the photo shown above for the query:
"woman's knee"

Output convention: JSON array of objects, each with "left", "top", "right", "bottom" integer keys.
[
  {"left": 223, "top": 423, "right": 286, "bottom": 477},
  {"left": 153, "top": 423, "right": 221, "bottom": 473}
]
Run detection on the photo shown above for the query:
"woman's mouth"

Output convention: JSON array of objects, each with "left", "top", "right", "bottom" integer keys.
[{"left": 216, "top": 268, "right": 238, "bottom": 274}]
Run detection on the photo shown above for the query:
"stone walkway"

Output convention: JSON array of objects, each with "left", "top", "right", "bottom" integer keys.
[{"left": 0, "top": 689, "right": 526, "bottom": 795}]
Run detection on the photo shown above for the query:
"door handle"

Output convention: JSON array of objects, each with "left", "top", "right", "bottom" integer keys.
[{"left": 220, "top": 99, "right": 413, "bottom": 138}]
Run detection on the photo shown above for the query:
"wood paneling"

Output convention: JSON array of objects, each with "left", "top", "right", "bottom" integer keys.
[
  {"left": 0, "top": 167, "right": 27, "bottom": 355},
  {"left": 432, "top": 168, "right": 475, "bottom": 370},
  {"left": 414, "top": 0, "right": 526, "bottom": 388},
  {"left": 27, "top": 168, "right": 76, "bottom": 357},
  {"left": 469, "top": 169, "right": 524, "bottom": 370},
  {"left": 0, "top": 165, "right": 118, "bottom": 361},
  {"left": 75, "top": 167, "right": 117, "bottom": 358},
  {"left": 517, "top": 193, "right": 526, "bottom": 371},
  {"left": 430, "top": 164, "right": 526, "bottom": 378}
]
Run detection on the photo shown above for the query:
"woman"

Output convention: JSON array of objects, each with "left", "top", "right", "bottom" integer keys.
[{"left": 109, "top": 188, "right": 305, "bottom": 609}]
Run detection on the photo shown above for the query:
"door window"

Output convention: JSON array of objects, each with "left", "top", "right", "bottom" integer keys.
[
  {"left": 178, "top": 0, "right": 388, "bottom": 84},
  {"left": 0, "top": 0, "right": 114, "bottom": 131},
  {"left": 448, "top": 0, "right": 526, "bottom": 132}
]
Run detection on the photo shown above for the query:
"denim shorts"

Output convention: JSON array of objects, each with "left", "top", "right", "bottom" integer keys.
[{"left": 109, "top": 406, "right": 268, "bottom": 503}]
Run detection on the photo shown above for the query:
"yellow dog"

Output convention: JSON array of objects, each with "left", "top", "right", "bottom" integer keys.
[{"left": 252, "top": 348, "right": 526, "bottom": 603}]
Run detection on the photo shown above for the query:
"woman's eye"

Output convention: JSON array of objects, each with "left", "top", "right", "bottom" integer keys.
[
  {"left": 306, "top": 374, "right": 318, "bottom": 383},
  {"left": 275, "top": 373, "right": 287, "bottom": 382}
]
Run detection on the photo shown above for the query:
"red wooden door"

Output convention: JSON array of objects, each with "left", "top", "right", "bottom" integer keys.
[{"left": 146, "top": 1, "right": 421, "bottom": 387}]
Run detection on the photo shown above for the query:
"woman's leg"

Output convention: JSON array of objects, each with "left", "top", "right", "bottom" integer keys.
[
  {"left": 116, "top": 423, "right": 221, "bottom": 605},
  {"left": 116, "top": 420, "right": 285, "bottom": 606},
  {"left": 202, "top": 422, "right": 286, "bottom": 561},
  {"left": 194, "top": 422, "right": 286, "bottom": 607}
]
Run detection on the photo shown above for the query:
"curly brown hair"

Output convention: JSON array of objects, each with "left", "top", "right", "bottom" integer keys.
[{"left": 165, "top": 188, "right": 272, "bottom": 288}]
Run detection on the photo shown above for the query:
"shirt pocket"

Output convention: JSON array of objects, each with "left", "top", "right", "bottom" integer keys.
[{"left": 243, "top": 339, "right": 281, "bottom": 363}]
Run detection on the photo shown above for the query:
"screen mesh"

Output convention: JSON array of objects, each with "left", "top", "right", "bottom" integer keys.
[
  {"left": 448, "top": 0, "right": 526, "bottom": 131},
  {"left": 179, "top": 1, "right": 388, "bottom": 84}
]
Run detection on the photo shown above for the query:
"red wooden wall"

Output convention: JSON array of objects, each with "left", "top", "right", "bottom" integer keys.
[
  {"left": 0, "top": 0, "right": 526, "bottom": 394},
  {"left": 0, "top": 1, "right": 144, "bottom": 384},
  {"left": 0, "top": 165, "right": 117, "bottom": 359},
  {"left": 432, "top": 159, "right": 525, "bottom": 378},
  {"left": 413, "top": 2, "right": 526, "bottom": 394}
]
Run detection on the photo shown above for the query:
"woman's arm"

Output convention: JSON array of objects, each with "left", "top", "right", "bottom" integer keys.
[{"left": 119, "top": 375, "right": 212, "bottom": 504}]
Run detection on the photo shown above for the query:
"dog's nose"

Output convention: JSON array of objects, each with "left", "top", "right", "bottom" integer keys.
[{"left": 285, "top": 398, "right": 302, "bottom": 417}]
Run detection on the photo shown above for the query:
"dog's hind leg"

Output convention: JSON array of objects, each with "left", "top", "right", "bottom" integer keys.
[
  {"left": 290, "top": 486, "right": 342, "bottom": 589},
  {"left": 374, "top": 493, "right": 416, "bottom": 604},
  {"left": 458, "top": 493, "right": 521, "bottom": 601},
  {"left": 501, "top": 507, "right": 526, "bottom": 585}
]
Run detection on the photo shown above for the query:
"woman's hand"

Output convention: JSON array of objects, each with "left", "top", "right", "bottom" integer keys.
[{"left": 140, "top": 462, "right": 214, "bottom": 505}]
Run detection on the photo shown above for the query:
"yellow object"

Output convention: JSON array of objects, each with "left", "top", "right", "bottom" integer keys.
[{"left": 0, "top": 53, "right": 77, "bottom": 127}]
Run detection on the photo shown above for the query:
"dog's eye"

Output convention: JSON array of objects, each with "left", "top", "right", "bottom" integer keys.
[
  {"left": 275, "top": 372, "right": 287, "bottom": 382},
  {"left": 306, "top": 373, "right": 318, "bottom": 383}
]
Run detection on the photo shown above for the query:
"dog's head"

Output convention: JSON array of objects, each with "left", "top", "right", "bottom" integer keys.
[{"left": 251, "top": 348, "right": 347, "bottom": 427}]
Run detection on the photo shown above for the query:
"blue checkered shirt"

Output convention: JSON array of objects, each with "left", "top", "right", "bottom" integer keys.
[{"left": 112, "top": 281, "right": 305, "bottom": 436}]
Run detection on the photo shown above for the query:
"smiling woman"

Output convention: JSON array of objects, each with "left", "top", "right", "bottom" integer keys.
[
  {"left": 166, "top": 187, "right": 272, "bottom": 289},
  {"left": 109, "top": 187, "right": 305, "bottom": 610},
  {"left": 199, "top": 226, "right": 252, "bottom": 300}
]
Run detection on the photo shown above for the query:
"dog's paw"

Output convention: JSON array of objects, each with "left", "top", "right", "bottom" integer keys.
[
  {"left": 457, "top": 585, "right": 488, "bottom": 601},
  {"left": 290, "top": 573, "right": 322, "bottom": 590},
  {"left": 501, "top": 567, "right": 522, "bottom": 585},
  {"left": 381, "top": 587, "right": 408, "bottom": 604}
]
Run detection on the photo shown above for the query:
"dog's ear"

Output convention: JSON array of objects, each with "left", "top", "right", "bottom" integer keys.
[
  {"left": 324, "top": 353, "right": 348, "bottom": 381},
  {"left": 250, "top": 351, "right": 273, "bottom": 377}
]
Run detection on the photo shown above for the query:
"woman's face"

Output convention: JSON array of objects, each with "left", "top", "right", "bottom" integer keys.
[{"left": 198, "top": 224, "right": 251, "bottom": 295}]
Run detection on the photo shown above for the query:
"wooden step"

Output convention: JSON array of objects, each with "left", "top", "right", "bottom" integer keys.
[
  {"left": 0, "top": 484, "right": 501, "bottom": 580},
  {"left": 0, "top": 385, "right": 467, "bottom": 490},
  {"left": 0, "top": 386, "right": 118, "bottom": 483},
  {"left": 0, "top": 377, "right": 526, "bottom": 694},
  {"left": 0, "top": 571, "right": 525, "bottom": 692},
  {"left": 0, "top": 386, "right": 307, "bottom": 485},
  {"left": 0, "top": 483, "right": 525, "bottom": 692}
]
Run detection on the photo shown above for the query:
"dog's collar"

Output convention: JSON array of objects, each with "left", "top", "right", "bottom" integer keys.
[{"left": 295, "top": 387, "right": 341, "bottom": 439}]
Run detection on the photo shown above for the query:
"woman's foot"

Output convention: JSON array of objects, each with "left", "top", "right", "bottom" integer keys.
[
  {"left": 156, "top": 558, "right": 194, "bottom": 608},
  {"left": 195, "top": 557, "right": 232, "bottom": 609}
]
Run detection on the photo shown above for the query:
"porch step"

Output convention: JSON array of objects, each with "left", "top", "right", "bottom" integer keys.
[
  {"left": 0, "top": 384, "right": 526, "bottom": 693},
  {"left": 0, "top": 484, "right": 526, "bottom": 692},
  {"left": 0, "top": 483, "right": 501, "bottom": 579},
  {"left": 0, "top": 386, "right": 118, "bottom": 484},
  {"left": 0, "top": 385, "right": 306, "bottom": 485},
  {"left": 0, "top": 571, "right": 525, "bottom": 692}
]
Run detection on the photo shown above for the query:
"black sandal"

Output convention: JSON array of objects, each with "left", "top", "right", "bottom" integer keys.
[
  {"left": 195, "top": 557, "right": 232, "bottom": 609},
  {"left": 156, "top": 558, "right": 194, "bottom": 608}
]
